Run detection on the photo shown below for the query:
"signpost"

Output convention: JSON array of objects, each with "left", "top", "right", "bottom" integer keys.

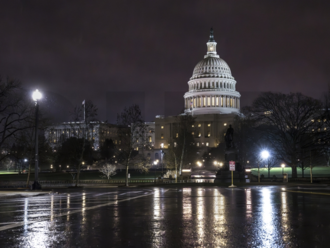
[{"left": 229, "top": 161, "right": 236, "bottom": 188}]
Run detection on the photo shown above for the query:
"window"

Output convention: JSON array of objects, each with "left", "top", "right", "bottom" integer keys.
[
  {"left": 136, "top": 139, "right": 139, "bottom": 143},
  {"left": 161, "top": 134, "right": 164, "bottom": 139},
  {"left": 192, "top": 125, "right": 194, "bottom": 128},
  {"left": 192, "top": 132, "right": 195, "bottom": 135},
  {"left": 198, "top": 124, "right": 201, "bottom": 127},
  {"left": 149, "top": 136, "right": 152, "bottom": 142},
  {"left": 198, "top": 133, "right": 201, "bottom": 137},
  {"left": 224, "top": 123, "right": 227, "bottom": 126},
  {"left": 206, "top": 142, "right": 209, "bottom": 146},
  {"left": 208, "top": 123, "right": 211, "bottom": 127},
  {"left": 161, "top": 126, "right": 164, "bottom": 129},
  {"left": 174, "top": 142, "right": 177, "bottom": 147},
  {"left": 176, "top": 133, "right": 179, "bottom": 138},
  {"left": 196, "top": 142, "right": 199, "bottom": 147},
  {"left": 161, "top": 143, "right": 164, "bottom": 148},
  {"left": 208, "top": 132, "right": 211, "bottom": 137}
]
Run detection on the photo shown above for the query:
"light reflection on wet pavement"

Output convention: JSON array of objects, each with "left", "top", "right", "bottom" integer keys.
[{"left": 0, "top": 186, "right": 330, "bottom": 247}]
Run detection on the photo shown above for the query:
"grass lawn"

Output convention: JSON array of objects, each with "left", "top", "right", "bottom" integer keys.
[
  {"left": 251, "top": 166, "right": 330, "bottom": 177},
  {"left": 0, "top": 171, "right": 18, "bottom": 175}
]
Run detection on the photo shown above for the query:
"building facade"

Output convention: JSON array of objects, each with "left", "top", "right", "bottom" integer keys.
[
  {"left": 153, "top": 29, "right": 241, "bottom": 155},
  {"left": 46, "top": 121, "right": 118, "bottom": 151}
]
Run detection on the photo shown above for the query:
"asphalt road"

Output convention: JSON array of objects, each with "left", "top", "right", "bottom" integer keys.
[{"left": 0, "top": 185, "right": 330, "bottom": 247}]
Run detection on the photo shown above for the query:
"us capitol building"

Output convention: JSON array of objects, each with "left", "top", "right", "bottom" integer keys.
[
  {"left": 151, "top": 29, "right": 241, "bottom": 161},
  {"left": 46, "top": 29, "right": 241, "bottom": 165}
]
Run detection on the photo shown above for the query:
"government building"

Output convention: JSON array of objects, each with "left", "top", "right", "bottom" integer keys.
[{"left": 151, "top": 29, "right": 241, "bottom": 163}]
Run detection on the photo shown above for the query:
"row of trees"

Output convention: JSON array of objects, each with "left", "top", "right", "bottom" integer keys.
[{"left": 235, "top": 91, "right": 330, "bottom": 178}]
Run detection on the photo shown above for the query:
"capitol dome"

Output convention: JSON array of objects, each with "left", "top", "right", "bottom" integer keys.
[
  {"left": 184, "top": 29, "right": 241, "bottom": 116},
  {"left": 191, "top": 57, "right": 233, "bottom": 80}
]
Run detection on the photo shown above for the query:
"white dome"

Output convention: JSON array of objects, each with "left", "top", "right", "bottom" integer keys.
[
  {"left": 191, "top": 57, "right": 233, "bottom": 80},
  {"left": 183, "top": 29, "right": 241, "bottom": 116}
]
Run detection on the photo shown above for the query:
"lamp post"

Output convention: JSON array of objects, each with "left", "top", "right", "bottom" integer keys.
[
  {"left": 32, "top": 89, "right": 42, "bottom": 190},
  {"left": 259, "top": 150, "right": 270, "bottom": 183},
  {"left": 281, "top": 163, "right": 285, "bottom": 175}
]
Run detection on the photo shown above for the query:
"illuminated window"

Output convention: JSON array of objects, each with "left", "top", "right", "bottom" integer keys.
[
  {"left": 192, "top": 125, "right": 194, "bottom": 128},
  {"left": 161, "top": 126, "right": 164, "bottom": 129},
  {"left": 192, "top": 132, "right": 195, "bottom": 135},
  {"left": 196, "top": 142, "right": 199, "bottom": 147},
  {"left": 149, "top": 136, "right": 152, "bottom": 142},
  {"left": 161, "top": 143, "right": 164, "bottom": 148},
  {"left": 198, "top": 124, "right": 201, "bottom": 127},
  {"left": 198, "top": 133, "right": 201, "bottom": 137},
  {"left": 136, "top": 139, "right": 139, "bottom": 143},
  {"left": 206, "top": 142, "right": 209, "bottom": 146},
  {"left": 208, "top": 123, "right": 211, "bottom": 127},
  {"left": 174, "top": 142, "right": 177, "bottom": 147},
  {"left": 161, "top": 134, "right": 164, "bottom": 139},
  {"left": 224, "top": 123, "right": 227, "bottom": 126},
  {"left": 176, "top": 133, "right": 179, "bottom": 138},
  {"left": 311, "top": 119, "right": 314, "bottom": 122},
  {"left": 208, "top": 132, "right": 211, "bottom": 137},
  {"left": 136, "top": 147, "right": 139, "bottom": 151}
]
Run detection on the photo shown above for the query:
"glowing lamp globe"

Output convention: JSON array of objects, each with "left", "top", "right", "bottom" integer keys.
[
  {"left": 261, "top": 150, "right": 270, "bottom": 160},
  {"left": 32, "top": 89, "right": 42, "bottom": 101}
]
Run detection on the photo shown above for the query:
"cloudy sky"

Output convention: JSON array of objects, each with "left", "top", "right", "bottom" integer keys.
[{"left": 1, "top": 0, "right": 329, "bottom": 123}]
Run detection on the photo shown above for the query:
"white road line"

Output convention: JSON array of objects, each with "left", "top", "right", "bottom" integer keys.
[{"left": 0, "top": 190, "right": 164, "bottom": 232}]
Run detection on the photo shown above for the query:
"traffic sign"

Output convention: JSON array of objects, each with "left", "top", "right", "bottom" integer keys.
[{"left": 229, "top": 161, "right": 235, "bottom": 171}]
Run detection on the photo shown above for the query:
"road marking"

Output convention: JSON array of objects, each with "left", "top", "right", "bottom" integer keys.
[
  {"left": 0, "top": 190, "right": 162, "bottom": 232},
  {"left": 284, "top": 190, "right": 330, "bottom": 196}
]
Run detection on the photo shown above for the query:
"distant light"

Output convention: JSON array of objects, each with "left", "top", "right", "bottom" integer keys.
[
  {"left": 261, "top": 150, "right": 270, "bottom": 159},
  {"left": 245, "top": 169, "right": 251, "bottom": 172},
  {"left": 281, "top": 163, "right": 285, "bottom": 168},
  {"left": 32, "top": 89, "right": 42, "bottom": 101},
  {"left": 281, "top": 188, "right": 285, "bottom": 191},
  {"left": 213, "top": 161, "right": 218, "bottom": 165},
  {"left": 24, "top": 159, "right": 28, "bottom": 162},
  {"left": 182, "top": 169, "right": 191, "bottom": 172}
]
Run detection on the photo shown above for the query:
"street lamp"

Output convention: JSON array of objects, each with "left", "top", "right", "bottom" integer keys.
[
  {"left": 258, "top": 150, "right": 270, "bottom": 183},
  {"left": 281, "top": 163, "right": 285, "bottom": 175},
  {"left": 32, "top": 89, "right": 42, "bottom": 190}
]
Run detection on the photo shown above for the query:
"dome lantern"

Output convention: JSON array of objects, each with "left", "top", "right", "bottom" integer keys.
[{"left": 206, "top": 28, "right": 218, "bottom": 58}]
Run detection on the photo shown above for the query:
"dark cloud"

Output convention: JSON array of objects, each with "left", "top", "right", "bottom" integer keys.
[{"left": 0, "top": 0, "right": 329, "bottom": 123}]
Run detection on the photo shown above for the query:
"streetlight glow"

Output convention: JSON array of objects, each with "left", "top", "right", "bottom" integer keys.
[
  {"left": 32, "top": 89, "right": 42, "bottom": 102},
  {"left": 261, "top": 150, "right": 270, "bottom": 160},
  {"left": 281, "top": 163, "right": 285, "bottom": 168}
]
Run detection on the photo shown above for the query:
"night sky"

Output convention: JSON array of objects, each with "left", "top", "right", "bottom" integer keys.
[{"left": 1, "top": 1, "right": 330, "bottom": 123}]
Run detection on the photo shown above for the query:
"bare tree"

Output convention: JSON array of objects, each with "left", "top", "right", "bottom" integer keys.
[
  {"left": 244, "top": 92, "right": 322, "bottom": 178},
  {"left": 0, "top": 78, "right": 34, "bottom": 159},
  {"left": 99, "top": 163, "right": 116, "bottom": 180},
  {"left": 69, "top": 100, "right": 98, "bottom": 186},
  {"left": 117, "top": 104, "right": 151, "bottom": 186}
]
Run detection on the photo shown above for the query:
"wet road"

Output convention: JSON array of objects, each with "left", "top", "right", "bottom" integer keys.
[{"left": 0, "top": 186, "right": 330, "bottom": 247}]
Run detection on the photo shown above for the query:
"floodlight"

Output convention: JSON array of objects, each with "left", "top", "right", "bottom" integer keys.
[
  {"left": 32, "top": 89, "right": 42, "bottom": 101},
  {"left": 260, "top": 150, "right": 270, "bottom": 159}
]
